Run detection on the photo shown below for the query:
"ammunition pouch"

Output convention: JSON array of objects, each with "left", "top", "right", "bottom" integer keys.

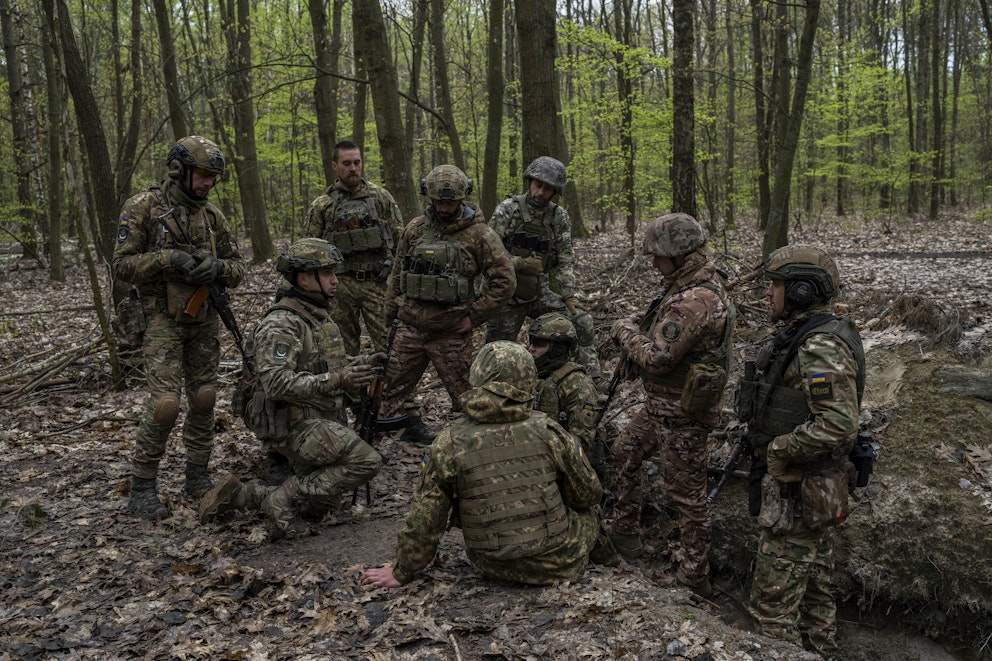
[
  {"left": 400, "top": 240, "right": 471, "bottom": 303},
  {"left": 680, "top": 362, "right": 728, "bottom": 417},
  {"left": 758, "top": 473, "right": 795, "bottom": 533},
  {"left": 166, "top": 281, "right": 208, "bottom": 323},
  {"left": 800, "top": 466, "right": 850, "bottom": 530}
]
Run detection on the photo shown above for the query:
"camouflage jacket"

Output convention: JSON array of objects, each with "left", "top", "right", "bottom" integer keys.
[
  {"left": 489, "top": 193, "right": 575, "bottom": 298},
  {"left": 112, "top": 180, "right": 245, "bottom": 300},
  {"left": 612, "top": 249, "right": 731, "bottom": 399},
  {"left": 251, "top": 290, "right": 350, "bottom": 419},
  {"left": 533, "top": 362, "right": 598, "bottom": 452},
  {"left": 755, "top": 305, "right": 861, "bottom": 466},
  {"left": 392, "top": 385, "right": 602, "bottom": 585},
  {"left": 304, "top": 178, "right": 404, "bottom": 276},
  {"left": 385, "top": 202, "right": 515, "bottom": 332}
]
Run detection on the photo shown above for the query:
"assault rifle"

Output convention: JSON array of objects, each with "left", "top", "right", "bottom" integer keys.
[
  {"left": 157, "top": 208, "right": 251, "bottom": 372},
  {"left": 352, "top": 320, "right": 409, "bottom": 506},
  {"left": 707, "top": 428, "right": 752, "bottom": 504}
]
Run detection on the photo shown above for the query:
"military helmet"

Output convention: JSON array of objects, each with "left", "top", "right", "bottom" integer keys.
[
  {"left": 764, "top": 244, "right": 840, "bottom": 300},
  {"left": 523, "top": 156, "right": 566, "bottom": 195},
  {"left": 423, "top": 165, "right": 472, "bottom": 201},
  {"left": 166, "top": 136, "right": 226, "bottom": 178},
  {"left": 528, "top": 312, "right": 577, "bottom": 346},
  {"left": 469, "top": 340, "right": 536, "bottom": 402},
  {"left": 276, "top": 238, "right": 343, "bottom": 280},
  {"left": 642, "top": 213, "right": 707, "bottom": 258}
]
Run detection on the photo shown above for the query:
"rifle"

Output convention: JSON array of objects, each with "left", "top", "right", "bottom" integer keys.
[
  {"left": 351, "top": 320, "right": 409, "bottom": 506},
  {"left": 157, "top": 208, "right": 251, "bottom": 373},
  {"left": 707, "top": 429, "right": 751, "bottom": 504}
]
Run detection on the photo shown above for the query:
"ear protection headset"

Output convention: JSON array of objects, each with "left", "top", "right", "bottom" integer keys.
[{"left": 784, "top": 279, "right": 819, "bottom": 311}]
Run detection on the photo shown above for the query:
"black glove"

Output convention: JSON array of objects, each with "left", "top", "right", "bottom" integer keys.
[
  {"left": 187, "top": 255, "right": 221, "bottom": 285},
  {"left": 170, "top": 250, "right": 197, "bottom": 276},
  {"left": 339, "top": 363, "right": 376, "bottom": 390}
]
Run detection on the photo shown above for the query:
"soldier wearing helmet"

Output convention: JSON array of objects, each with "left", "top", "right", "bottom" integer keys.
[
  {"left": 112, "top": 136, "right": 246, "bottom": 520},
  {"left": 377, "top": 165, "right": 514, "bottom": 440},
  {"left": 527, "top": 313, "right": 606, "bottom": 487},
  {"left": 362, "top": 341, "right": 616, "bottom": 589},
  {"left": 486, "top": 156, "right": 602, "bottom": 381},
  {"left": 606, "top": 213, "right": 735, "bottom": 597},
  {"left": 737, "top": 244, "right": 864, "bottom": 656},
  {"left": 200, "top": 238, "right": 383, "bottom": 540}
]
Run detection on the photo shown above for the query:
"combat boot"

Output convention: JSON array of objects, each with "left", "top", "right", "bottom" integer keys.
[
  {"left": 609, "top": 529, "right": 644, "bottom": 559},
  {"left": 198, "top": 474, "right": 247, "bottom": 523},
  {"left": 400, "top": 417, "right": 438, "bottom": 445},
  {"left": 128, "top": 477, "right": 169, "bottom": 520},
  {"left": 261, "top": 476, "right": 311, "bottom": 540},
  {"left": 184, "top": 461, "right": 213, "bottom": 496}
]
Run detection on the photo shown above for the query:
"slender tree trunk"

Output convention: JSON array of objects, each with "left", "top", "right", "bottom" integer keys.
[
  {"left": 430, "top": 0, "right": 465, "bottom": 169},
  {"left": 929, "top": 0, "right": 944, "bottom": 219},
  {"left": 835, "top": 0, "right": 848, "bottom": 216},
  {"left": 405, "top": 0, "right": 428, "bottom": 165},
  {"left": 116, "top": 0, "right": 143, "bottom": 201},
  {"left": 671, "top": 0, "right": 696, "bottom": 218},
  {"left": 481, "top": 0, "right": 505, "bottom": 216},
  {"left": 221, "top": 0, "right": 273, "bottom": 262},
  {"left": 309, "top": 0, "right": 344, "bottom": 185},
  {"left": 724, "top": 0, "right": 736, "bottom": 229},
  {"left": 762, "top": 0, "right": 820, "bottom": 257},
  {"left": 152, "top": 0, "right": 187, "bottom": 139},
  {"left": 352, "top": 51, "right": 368, "bottom": 149},
  {"left": 43, "top": 15, "right": 64, "bottom": 281},
  {"left": 504, "top": 3, "right": 519, "bottom": 185},
  {"left": 353, "top": 0, "right": 419, "bottom": 220},
  {"left": 750, "top": 0, "right": 770, "bottom": 229},
  {"left": 612, "top": 1, "right": 637, "bottom": 241}
]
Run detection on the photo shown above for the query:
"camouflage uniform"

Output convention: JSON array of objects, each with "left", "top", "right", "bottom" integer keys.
[
  {"left": 741, "top": 245, "right": 863, "bottom": 656},
  {"left": 112, "top": 137, "right": 246, "bottom": 515},
  {"left": 486, "top": 157, "right": 601, "bottom": 379},
  {"left": 381, "top": 166, "right": 514, "bottom": 418},
  {"left": 304, "top": 178, "right": 404, "bottom": 355},
  {"left": 390, "top": 342, "right": 602, "bottom": 585},
  {"left": 609, "top": 215, "right": 732, "bottom": 591}
]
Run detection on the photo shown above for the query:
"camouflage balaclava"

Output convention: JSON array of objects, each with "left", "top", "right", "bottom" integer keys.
[{"left": 469, "top": 341, "right": 536, "bottom": 403}]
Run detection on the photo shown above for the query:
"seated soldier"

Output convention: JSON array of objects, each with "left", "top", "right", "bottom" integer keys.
[
  {"left": 199, "top": 238, "right": 382, "bottom": 539},
  {"left": 361, "top": 341, "right": 613, "bottom": 588}
]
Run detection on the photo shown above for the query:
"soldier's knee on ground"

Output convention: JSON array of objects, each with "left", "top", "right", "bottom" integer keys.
[
  {"left": 571, "top": 310, "right": 595, "bottom": 345},
  {"left": 152, "top": 394, "right": 181, "bottom": 426},
  {"left": 189, "top": 385, "right": 216, "bottom": 414}
]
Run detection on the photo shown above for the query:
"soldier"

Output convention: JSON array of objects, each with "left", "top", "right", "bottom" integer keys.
[
  {"left": 607, "top": 213, "right": 734, "bottom": 596},
  {"left": 737, "top": 245, "right": 864, "bottom": 656},
  {"left": 378, "top": 165, "right": 515, "bottom": 436},
  {"left": 527, "top": 313, "right": 608, "bottom": 488},
  {"left": 113, "top": 136, "right": 246, "bottom": 519},
  {"left": 361, "top": 341, "right": 606, "bottom": 588},
  {"left": 486, "top": 156, "right": 601, "bottom": 380},
  {"left": 199, "top": 238, "right": 383, "bottom": 539}
]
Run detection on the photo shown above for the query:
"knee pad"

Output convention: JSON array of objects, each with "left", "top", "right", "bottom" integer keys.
[
  {"left": 152, "top": 394, "right": 181, "bottom": 426},
  {"left": 572, "top": 310, "right": 595, "bottom": 345},
  {"left": 189, "top": 385, "right": 216, "bottom": 414}
]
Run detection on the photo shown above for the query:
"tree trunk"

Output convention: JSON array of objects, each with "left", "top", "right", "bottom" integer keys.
[
  {"left": 429, "top": 0, "right": 465, "bottom": 169},
  {"left": 221, "top": 0, "right": 273, "bottom": 262},
  {"left": 671, "top": 0, "right": 696, "bottom": 219},
  {"left": 724, "top": 0, "right": 736, "bottom": 229},
  {"left": 352, "top": 0, "right": 419, "bottom": 220},
  {"left": 115, "top": 0, "right": 143, "bottom": 201},
  {"left": 152, "top": 0, "right": 187, "bottom": 139},
  {"left": 611, "top": 1, "right": 637, "bottom": 241},
  {"left": 481, "top": 0, "right": 504, "bottom": 216},
  {"left": 43, "top": 14, "right": 64, "bottom": 282},
  {"left": 309, "top": 0, "right": 344, "bottom": 185},
  {"left": 749, "top": 0, "right": 770, "bottom": 230},
  {"left": 761, "top": 0, "right": 820, "bottom": 258},
  {"left": 405, "top": 0, "right": 428, "bottom": 170}
]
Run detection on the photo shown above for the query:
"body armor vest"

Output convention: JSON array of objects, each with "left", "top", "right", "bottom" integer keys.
[
  {"left": 533, "top": 363, "right": 583, "bottom": 430},
  {"left": 399, "top": 224, "right": 472, "bottom": 303},
  {"left": 455, "top": 416, "right": 570, "bottom": 559},
  {"left": 325, "top": 196, "right": 393, "bottom": 278},
  {"left": 738, "top": 313, "right": 865, "bottom": 450},
  {"left": 507, "top": 195, "right": 559, "bottom": 302}
]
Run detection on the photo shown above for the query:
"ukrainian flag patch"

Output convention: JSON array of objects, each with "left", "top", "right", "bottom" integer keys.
[{"left": 809, "top": 373, "right": 833, "bottom": 401}]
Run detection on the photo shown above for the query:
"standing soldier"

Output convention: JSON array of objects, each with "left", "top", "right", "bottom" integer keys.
[
  {"left": 737, "top": 245, "right": 863, "bottom": 656},
  {"left": 607, "top": 214, "right": 734, "bottom": 597},
  {"left": 113, "top": 136, "right": 246, "bottom": 520},
  {"left": 486, "top": 156, "right": 601, "bottom": 380},
  {"left": 379, "top": 165, "right": 515, "bottom": 436},
  {"left": 199, "top": 239, "right": 383, "bottom": 539},
  {"left": 527, "top": 313, "right": 608, "bottom": 488}
]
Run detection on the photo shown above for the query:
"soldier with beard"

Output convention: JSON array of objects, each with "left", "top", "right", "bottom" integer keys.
[
  {"left": 607, "top": 214, "right": 734, "bottom": 597},
  {"left": 486, "top": 157, "right": 601, "bottom": 380},
  {"left": 378, "top": 165, "right": 515, "bottom": 434},
  {"left": 199, "top": 239, "right": 382, "bottom": 539}
]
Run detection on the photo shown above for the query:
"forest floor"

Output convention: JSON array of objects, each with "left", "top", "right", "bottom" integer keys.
[{"left": 1, "top": 212, "right": 991, "bottom": 660}]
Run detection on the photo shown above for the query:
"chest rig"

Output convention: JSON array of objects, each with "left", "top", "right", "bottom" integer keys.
[
  {"left": 506, "top": 195, "right": 559, "bottom": 302},
  {"left": 399, "top": 222, "right": 472, "bottom": 303},
  {"left": 324, "top": 195, "right": 394, "bottom": 279}
]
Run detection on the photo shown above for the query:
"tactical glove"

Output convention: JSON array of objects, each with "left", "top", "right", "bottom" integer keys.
[
  {"left": 187, "top": 255, "right": 221, "bottom": 285},
  {"left": 338, "top": 363, "right": 376, "bottom": 391},
  {"left": 610, "top": 318, "right": 633, "bottom": 343},
  {"left": 515, "top": 255, "right": 544, "bottom": 277},
  {"left": 562, "top": 294, "right": 580, "bottom": 315},
  {"left": 766, "top": 435, "right": 804, "bottom": 483},
  {"left": 170, "top": 250, "right": 197, "bottom": 276}
]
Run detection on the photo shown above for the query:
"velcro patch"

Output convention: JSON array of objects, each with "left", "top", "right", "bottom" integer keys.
[
  {"left": 809, "top": 376, "right": 834, "bottom": 401},
  {"left": 117, "top": 226, "right": 130, "bottom": 244},
  {"left": 661, "top": 321, "right": 682, "bottom": 342},
  {"left": 273, "top": 340, "right": 292, "bottom": 360}
]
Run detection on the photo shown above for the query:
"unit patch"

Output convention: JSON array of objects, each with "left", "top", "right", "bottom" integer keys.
[{"left": 661, "top": 321, "right": 682, "bottom": 342}]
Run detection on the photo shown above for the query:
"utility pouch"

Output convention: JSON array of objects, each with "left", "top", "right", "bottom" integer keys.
[
  {"left": 249, "top": 391, "right": 291, "bottom": 441},
  {"left": 800, "top": 468, "right": 850, "bottom": 530},
  {"left": 166, "top": 281, "right": 208, "bottom": 323},
  {"left": 680, "top": 362, "right": 728, "bottom": 416},
  {"left": 734, "top": 361, "right": 757, "bottom": 422},
  {"left": 231, "top": 361, "right": 256, "bottom": 419},
  {"left": 513, "top": 272, "right": 541, "bottom": 303},
  {"left": 748, "top": 458, "right": 767, "bottom": 516},
  {"left": 114, "top": 287, "right": 147, "bottom": 347},
  {"left": 758, "top": 473, "right": 793, "bottom": 533}
]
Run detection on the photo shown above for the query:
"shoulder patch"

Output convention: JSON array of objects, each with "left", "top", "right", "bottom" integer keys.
[
  {"left": 273, "top": 340, "right": 292, "bottom": 360},
  {"left": 661, "top": 321, "right": 682, "bottom": 342},
  {"left": 808, "top": 373, "right": 834, "bottom": 401},
  {"left": 116, "top": 224, "right": 130, "bottom": 244}
]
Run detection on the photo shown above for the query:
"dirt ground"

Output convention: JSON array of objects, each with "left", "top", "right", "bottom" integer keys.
[{"left": 2, "top": 215, "right": 991, "bottom": 660}]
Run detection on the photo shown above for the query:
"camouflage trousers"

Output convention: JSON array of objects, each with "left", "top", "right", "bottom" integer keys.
[
  {"left": 332, "top": 276, "right": 389, "bottom": 355},
  {"left": 267, "top": 418, "right": 382, "bottom": 518},
  {"left": 749, "top": 524, "right": 838, "bottom": 656},
  {"left": 380, "top": 322, "right": 474, "bottom": 417},
  {"left": 484, "top": 287, "right": 601, "bottom": 380},
  {"left": 132, "top": 309, "right": 220, "bottom": 479},
  {"left": 611, "top": 393, "right": 712, "bottom": 586}
]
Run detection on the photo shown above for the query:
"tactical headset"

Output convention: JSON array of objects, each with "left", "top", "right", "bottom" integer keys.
[{"left": 784, "top": 279, "right": 820, "bottom": 311}]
